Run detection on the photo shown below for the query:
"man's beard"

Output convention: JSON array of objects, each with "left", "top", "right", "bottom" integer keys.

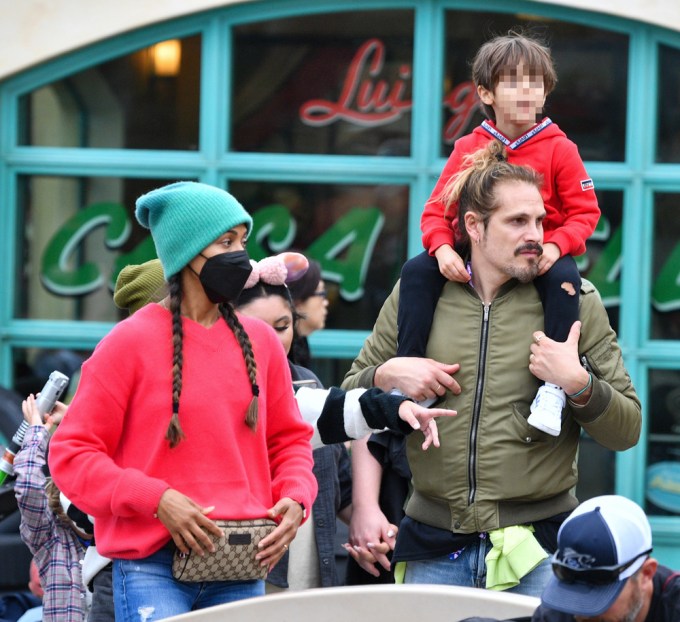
[
  {"left": 507, "top": 242, "right": 542, "bottom": 283},
  {"left": 575, "top": 580, "right": 645, "bottom": 622},
  {"left": 505, "top": 261, "right": 539, "bottom": 283},
  {"left": 621, "top": 586, "right": 645, "bottom": 622}
]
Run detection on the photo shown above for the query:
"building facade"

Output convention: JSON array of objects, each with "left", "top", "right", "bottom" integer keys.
[{"left": 2, "top": 0, "right": 680, "bottom": 563}]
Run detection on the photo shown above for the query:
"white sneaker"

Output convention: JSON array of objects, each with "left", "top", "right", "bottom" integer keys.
[{"left": 528, "top": 383, "right": 566, "bottom": 436}]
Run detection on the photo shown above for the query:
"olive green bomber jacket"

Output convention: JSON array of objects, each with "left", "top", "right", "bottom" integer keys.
[{"left": 341, "top": 278, "right": 641, "bottom": 535}]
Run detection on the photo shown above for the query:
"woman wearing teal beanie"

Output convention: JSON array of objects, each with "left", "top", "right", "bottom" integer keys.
[{"left": 48, "top": 181, "right": 318, "bottom": 620}]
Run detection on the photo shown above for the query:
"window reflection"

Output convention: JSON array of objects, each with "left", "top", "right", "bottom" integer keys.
[
  {"left": 647, "top": 368, "right": 680, "bottom": 516},
  {"left": 231, "top": 11, "right": 414, "bottom": 155},
  {"left": 18, "top": 35, "right": 201, "bottom": 150},
  {"left": 230, "top": 181, "right": 409, "bottom": 330},
  {"left": 575, "top": 190, "right": 623, "bottom": 333},
  {"left": 656, "top": 45, "right": 680, "bottom": 163},
  {"left": 651, "top": 193, "right": 680, "bottom": 340},
  {"left": 442, "top": 12, "right": 628, "bottom": 161},
  {"left": 15, "top": 175, "right": 186, "bottom": 322}
]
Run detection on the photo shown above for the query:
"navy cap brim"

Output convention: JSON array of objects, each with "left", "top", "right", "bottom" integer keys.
[{"left": 540, "top": 574, "right": 628, "bottom": 617}]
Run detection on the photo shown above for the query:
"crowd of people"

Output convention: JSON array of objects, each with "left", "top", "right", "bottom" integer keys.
[{"left": 1, "top": 29, "right": 675, "bottom": 622}]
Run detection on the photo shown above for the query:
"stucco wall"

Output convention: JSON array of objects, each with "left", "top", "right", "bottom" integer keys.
[{"left": 0, "top": 0, "right": 678, "bottom": 80}]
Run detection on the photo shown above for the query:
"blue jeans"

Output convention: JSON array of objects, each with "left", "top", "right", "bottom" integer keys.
[
  {"left": 403, "top": 535, "right": 553, "bottom": 597},
  {"left": 113, "top": 547, "right": 264, "bottom": 621}
]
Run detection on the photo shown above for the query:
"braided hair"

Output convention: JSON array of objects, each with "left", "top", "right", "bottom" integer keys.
[
  {"left": 166, "top": 273, "right": 260, "bottom": 447},
  {"left": 167, "top": 274, "right": 186, "bottom": 447},
  {"left": 218, "top": 302, "right": 259, "bottom": 430}
]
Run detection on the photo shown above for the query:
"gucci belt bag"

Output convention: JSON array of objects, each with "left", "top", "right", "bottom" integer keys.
[{"left": 171, "top": 518, "right": 277, "bottom": 582}]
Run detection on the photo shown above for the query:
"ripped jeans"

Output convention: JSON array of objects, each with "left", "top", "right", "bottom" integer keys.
[{"left": 113, "top": 547, "right": 264, "bottom": 622}]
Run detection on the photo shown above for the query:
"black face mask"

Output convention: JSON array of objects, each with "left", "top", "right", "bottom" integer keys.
[{"left": 198, "top": 250, "right": 252, "bottom": 304}]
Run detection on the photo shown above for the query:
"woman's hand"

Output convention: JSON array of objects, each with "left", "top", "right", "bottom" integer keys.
[
  {"left": 255, "top": 497, "right": 304, "bottom": 570},
  {"left": 398, "top": 402, "right": 456, "bottom": 449},
  {"left": 346, "top": 502, "right": 397, "bottom": 576},
  {"left": 155, "top": 489, "right": 222, "bottom": 556}
]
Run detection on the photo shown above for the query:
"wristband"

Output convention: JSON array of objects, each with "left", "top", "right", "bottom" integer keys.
[{"left": 567, "top": 373, "right": 592, "bottom": 399}]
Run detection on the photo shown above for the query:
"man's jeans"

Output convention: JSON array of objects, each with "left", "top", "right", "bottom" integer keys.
[
  {"left": 113, "top": 547, "right": 264, "bottom": 622},
  {"left": 403, "top": 535, "right": 553, "bottom": 597}
]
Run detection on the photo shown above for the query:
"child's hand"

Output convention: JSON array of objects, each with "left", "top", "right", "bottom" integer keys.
[
  {"left": 21, "top": 394, "right": 67, "bottom": 429},
  {"left": 434, "top": 245, "right": 469, "bottom": 282},
  {"left": 47, "top": 401, "right": 68, "bottom": 427},
  {"left": 538, "top": 243, "right": 561, "bottom": 275},
  {"left": 22, "top": 394, "right": 45, "bottom": 427}
]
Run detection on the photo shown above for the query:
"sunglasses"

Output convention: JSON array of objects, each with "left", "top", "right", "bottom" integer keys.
[{"left": 552, "top": 548, "right": 652, "bottom": 585}]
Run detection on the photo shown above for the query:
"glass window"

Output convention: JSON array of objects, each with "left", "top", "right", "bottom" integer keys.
[
  {"left": 18, "top": 35, "right": 201, "bottom": 150},
  {"left": 442, "top": 13, "right": 628, "bottom": 161},
  {"left": 651, "top": 192, "right": 680, "bottom": 339},
  {"left": 647, "top": 368, "right": 680, "bottom": 516},
  {"left": 231, "top": 11, "right": 414, "bottom": 155},
  {"left": 569, "top": 190, "right": 624, "bottom": 501},
  {"left": 576, "top": 190, "right": 623, "bottom": 333},
  {"left": 15, "top": 175, "right": 184, "bottom": 322},
  {"left": 229, "top": 181, "right": 409, "bottom": 330},
  {"left": 656, "top": 45, "right": 680, "bottom": 163}
]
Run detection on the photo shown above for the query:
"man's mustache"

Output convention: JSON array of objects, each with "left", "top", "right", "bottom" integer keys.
[{"left": 514, "top": 243, "right": 543, "bottom": 256}]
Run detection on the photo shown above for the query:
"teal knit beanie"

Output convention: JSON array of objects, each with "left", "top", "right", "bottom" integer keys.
[{"left": 135, "top": 181, "right": 253, "bottom": 278}]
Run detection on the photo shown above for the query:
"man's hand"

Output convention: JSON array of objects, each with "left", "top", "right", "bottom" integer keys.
[
  {"left": 374, "top": 358, "right": 461, "bottom": 403},
  {"left": 529, "top": 322, "right": 591, "bottom": 400},
  {"left": 434, "top": 245, "right": 470, "bottom": 282},
  {"left": 155, "top": 489, "right": 222, "bottom": 556},
  {"left": 398, "top": 402, "right": 456, "bottom": 449}
]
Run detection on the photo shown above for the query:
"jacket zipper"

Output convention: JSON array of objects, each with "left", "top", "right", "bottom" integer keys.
[{"left": 468, "top": 303, "right": 490, "bottom": 506}]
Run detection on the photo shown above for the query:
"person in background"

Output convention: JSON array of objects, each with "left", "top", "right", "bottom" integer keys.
[
  {"left": 287, "top": 259, "right": 328, "bottom": 371},
  {"left": 48, "top": 182, "right": 317, "bottom": 621},
  {"left": 532, "top": 495, "right": 680, "bottom": 622},
  {"left": 237, "top": 254, "right": 350, "bottom": 591},
  {"left": 0, "top": 560, "right": 43, "bottom": 622},
  {"left": 16, "top": 560, "right": 44, "bottom": 622},
  {"left": 14, "top": 394, "right": 88, "bottom": 622}
]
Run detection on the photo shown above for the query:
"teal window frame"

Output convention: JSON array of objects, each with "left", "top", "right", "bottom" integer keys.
[{"left": 2, "top": 0, "right": 680, "bottom": 562}]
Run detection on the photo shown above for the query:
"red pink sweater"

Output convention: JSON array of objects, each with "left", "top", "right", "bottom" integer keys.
[
  {"left": 49, "top": 304, "right": 316, "bottom": 559},
  {"left": 421, "top": 118, "right": 600, "bottom": 257}
]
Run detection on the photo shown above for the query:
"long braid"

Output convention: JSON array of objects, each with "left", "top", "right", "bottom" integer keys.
[
  {"left": 220, "top": 302, "right": 259, "bottom": 431},
  {"left": 167, "top": 274, "right": 186, "bottom": 447}
]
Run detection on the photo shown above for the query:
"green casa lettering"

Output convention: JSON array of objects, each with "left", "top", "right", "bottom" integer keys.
[
  {"left": 42, "top": 202, "right": 131, "bottom": 296},
  {"left": 38, "top": 204, "right": 680, "bottom": 310},
  {"left": 40, "top": 203, "right": 384, "bottom": 301}
]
